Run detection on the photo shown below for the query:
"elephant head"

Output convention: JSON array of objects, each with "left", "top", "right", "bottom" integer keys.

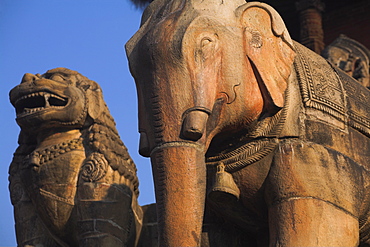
[{"left": 126, "top": 0, "right": 295, "bottom": 245}]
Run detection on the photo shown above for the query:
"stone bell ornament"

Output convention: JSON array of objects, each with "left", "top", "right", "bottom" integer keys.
[{"left": 209, "top": 162, "right": 240, "bottom": 202}]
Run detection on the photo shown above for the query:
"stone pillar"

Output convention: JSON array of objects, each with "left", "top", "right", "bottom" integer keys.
[{"left": 296, "top": 0, "right": 325, "bottom": 54}]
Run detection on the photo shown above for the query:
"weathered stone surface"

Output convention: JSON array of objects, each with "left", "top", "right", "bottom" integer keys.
[
  {"left": 296, "top": 0, "right": 325, "bottom": 54},
  {"left": 126, "top": 0, "right": 370, "bottom": 246},
  {"left": 9, "top": 68, "right": 143, "bottom": 246},
  {"left": 322, "top": 34, "right": 370, "bottom": 88}
]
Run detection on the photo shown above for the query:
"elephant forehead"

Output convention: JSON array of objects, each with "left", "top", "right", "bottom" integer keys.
[
  {"left": 133, "top": 17, "right": 239, "bottom": 71},
  {"left": 127, "top": 0, "right": 243, "bottom": 59}
]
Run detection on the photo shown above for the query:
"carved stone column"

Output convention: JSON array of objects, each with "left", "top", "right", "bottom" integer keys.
[{"left": 296, "top": 0, "right": 325, "bottom": 54}]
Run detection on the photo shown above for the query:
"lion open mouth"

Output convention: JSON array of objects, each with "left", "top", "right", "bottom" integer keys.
[{"left": 15, "top": 92, "right": 68, "bottom": 116}]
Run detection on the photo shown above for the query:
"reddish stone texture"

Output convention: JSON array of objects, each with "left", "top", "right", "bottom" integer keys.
[
  {"left": 262, "top": 0, "right": 370, "bottom": 51},
  {"left": 127, "top": 0, "right": 370, "bottom": 245},
  {"left": 296, "top": 0, "right": 325, "bottom": 54},
  {"left": 299, "top": 8, "right": 325, "bottom": 53}
]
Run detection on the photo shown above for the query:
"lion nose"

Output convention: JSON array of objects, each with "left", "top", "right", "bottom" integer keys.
[{"left": 21, "top": 73, "right": 38, "bottom": 84}]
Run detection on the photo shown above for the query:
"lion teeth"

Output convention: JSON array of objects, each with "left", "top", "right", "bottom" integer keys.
[
  {"left": 16, "top": 92, "right": 65, "bottom": 105},
  {"left": 15, "top": 92, "right": 44, "bottom": 105},
  {"left": 23, "top": 107, "right": 45, "bottom": 114},
  {"left": 48, "top": 93, "right": 65, "bottom": 102},
  {"left": 44, "top": 93, "right": 51, "bottom": 107},
  {"left": 15, "top": 91, "right": 68, "bottom": 117}
]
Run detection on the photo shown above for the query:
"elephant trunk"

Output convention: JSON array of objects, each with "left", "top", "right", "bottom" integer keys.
[
  {"left": 151, "top": 143, "right": 206, "bottom": 247},
  {"left": 182, "top": 109, "right": 209, "bottom": 141}
]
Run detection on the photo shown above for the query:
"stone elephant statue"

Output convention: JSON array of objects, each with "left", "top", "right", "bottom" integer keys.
[
  {"left": 126, "top": 0, "right": 370, "bottom": 246},
  {"left": 9, "top": 68, "right": 142, "bottom": 246}
]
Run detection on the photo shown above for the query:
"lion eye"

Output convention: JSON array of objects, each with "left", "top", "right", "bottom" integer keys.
[{"left": 50, "top": 74, "right": 67, "bottom": 83}]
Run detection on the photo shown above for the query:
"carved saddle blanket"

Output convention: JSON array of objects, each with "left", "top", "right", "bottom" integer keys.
[
  {"left": 294, "top": 41, "right": 370, "bottom": 138},
  {"left": 206, "top": 42, "right": 370, "bottom": 174}
]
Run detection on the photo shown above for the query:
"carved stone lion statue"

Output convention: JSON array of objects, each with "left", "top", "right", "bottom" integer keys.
[{"left": 9, "top": 68, "right": 143, "bottom": 246}]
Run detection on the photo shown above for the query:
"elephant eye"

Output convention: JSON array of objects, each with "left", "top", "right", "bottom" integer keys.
[
  {"left": 201, "top": 37, "right": 212, "bottom": 47},
  {"left": 195, "top": 34, "right": 219, "bottom": 62}
]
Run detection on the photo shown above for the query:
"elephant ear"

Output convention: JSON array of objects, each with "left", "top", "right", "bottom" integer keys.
[{"left": 237, "top": 2, "right": 296, "bottom": 108}]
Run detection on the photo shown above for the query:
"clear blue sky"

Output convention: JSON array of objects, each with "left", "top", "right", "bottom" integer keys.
[{"left": 0, "top": 1, "right": 155, "bottom": 245}]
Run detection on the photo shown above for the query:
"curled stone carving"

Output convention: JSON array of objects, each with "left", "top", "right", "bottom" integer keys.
[
  {"left": 9, "top": 181, "right": 23, "bottom": 205},
  {"left": 81, "top": 152, "right": 108, "bottom": 182},
  {"left": 249, "top": 30, "right": 263, "bottom": 48}
]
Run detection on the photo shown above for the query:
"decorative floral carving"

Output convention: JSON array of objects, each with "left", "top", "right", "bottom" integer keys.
[
  {"left": 81, "top": 152, "right": 108, "bottom": 182},
  {"left": 9, "top": 181, "right": 24, "bottom": 205},
  {"left": 249, "top": 30, "right": 263, "bottom": 48}
]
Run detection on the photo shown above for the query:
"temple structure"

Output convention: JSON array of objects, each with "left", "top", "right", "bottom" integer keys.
[{"left": 262, "top": 0, "right": 370, "bottom": 54}]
